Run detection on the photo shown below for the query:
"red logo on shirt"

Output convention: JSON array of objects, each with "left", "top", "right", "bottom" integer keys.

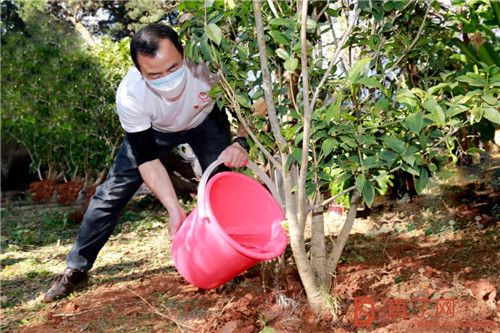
[{"left": 199, "top": 92, "right": 210, "bottom": 103}]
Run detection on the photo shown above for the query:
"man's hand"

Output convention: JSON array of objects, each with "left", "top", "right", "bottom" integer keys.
[
  {"left": 218, "top": 142, "right": 249, "bottom": 168},
  {"left": 169, "top": 206, "right": 186, "bottom": 241}
]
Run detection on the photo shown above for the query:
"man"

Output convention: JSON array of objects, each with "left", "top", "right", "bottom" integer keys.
[{"left": 44, "top": 23, "right": 249, "bottom": 302}]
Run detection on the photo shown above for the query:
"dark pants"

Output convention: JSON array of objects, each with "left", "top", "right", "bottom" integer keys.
[{"left": 67, "top": 107, "right": 231, "bottom": 271}]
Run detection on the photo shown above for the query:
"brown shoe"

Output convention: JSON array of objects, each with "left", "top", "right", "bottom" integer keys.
[{"left": 43, "top": 268, "right": 88, "bottom": 302}]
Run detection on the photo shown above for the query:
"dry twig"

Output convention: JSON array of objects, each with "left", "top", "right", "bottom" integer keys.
[
  {"left": 127, "top": 288, "right": 193, "bottom": 332},
  {"left": 201, "top": 296, "right": 235, "bottom": 333}
]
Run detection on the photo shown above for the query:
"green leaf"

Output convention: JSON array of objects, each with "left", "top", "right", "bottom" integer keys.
[
  {"left": 324, "top": 92, "right": 343, "bottom": 121},
  {"left": 325, "top": 102, "right": 341, "bottom": 122},
  {"left": 357, "top": 76, "right": 383, "bottom": 90},
  {"left": 375, "top": 172, "right": 393, "bottom": 195},
  {"left": 269, "top": 18, "right": 296, "bottom": 28},
  {"left": 347, "top": 58, "right": 371, "bottom": 84},
  {"left": 404, "top": 112, "right": 424, "bottom": 135},
  {"left": 423, "top": 98, "right": 445, "bottom": 125},
  {"left": 321, "top": 138, "right": 336, "bottom": 156},
  {"left": 362, "top": 181, "right": 375, "bottom": 208},
  {"left": 482, "top": 93, "right": 497, "bottom": 105},
  {"left": 396, "top": 89, "right": 417, "bottom": 108},
  {"left": 452, "top": 38, "right": 479, "bottom": 63},
  {"left": 306, "top": 18, "right": 317, "bottom": 31},
  {"left": 446, "top": 104, "right": 468, "bottom": 118},
  {"left": 236, "top": 45, "right": 248, "bottom": 61},
  {"left": 467, "top": 147, "right": 483, "bottom": 155},
  {"left": 339, "top": 135, "right": 356, "bottom": 148},
  {"left": 402, "top": 164, "right": 420, "bottom": 176},
  {"left": 260, "top": 327, "right": 277, "bottom": 333},
  {"left": 363, "top": 155, "right": 377, "bottom": 168},
  {"left": 284, "top": 57, "right": 299, "bottom": 72},
  {"left": 276, "top": 48, "right": 289, "bottom": 60},
  {"left": 374, "top": 97, "right": 390, "bottom": 112},
  {"left": 269, "top": 31, "right": 290, "bottom": 45},
  {"left": 185, "top": 40, "right": 194, "bottom": 60},
  {"left": 282, "top": 127, "right": 295, "bottom": 141},
  {"left": 295, "top": 131, "right": 304, "bottom": 145},
  {"left": 428, "top": 163, "right": 437, "bottom": 173},
  {"left": 280, "top": 220, "right": 289, "bottom": 232},
  {"left": 422, "top": 97, "right": 438, "bottom": 112},
  {"left": 205, "top": 23, "right": 223, "bottom": 46},
  {"left": 491, "top": 73, "right": 500, "bottom": 87},
  {"left": 402, "top": 146, "right": 419, "bottom": 166},
  {"left": 383, "top": 136, "right": 405, "bottom": 154},
  {"left": 355, "top": 174, "right": 366, "bottom": 193},
  {"left": 457, "top": 73, "right": 485, "bottom": 87},
  {"left": 483, "top": 107, "right": 500, "bottom": 124},
  {"left": 292, "top": 148, "right": 302, "bottom": 162},
  {"left": 414, "top": 168, "right": 429, "bottom": 194},
  {"left": 379, "top": 150, "right": 398, "bottom": 166},
  {"left": 428, "top": 83, "right": 449, "bottom": 95},
  {"left": 363, "top": 135, "right": 377, "bottom": 146},
  {"left": 326, "top": 8, "right": 339, "bottom": 17},
  {"left": 236, "top": 94, "right": 251, "bottom": 108},
  {"left": 200, "top": 34, "right": 211, "bottom": 60}
]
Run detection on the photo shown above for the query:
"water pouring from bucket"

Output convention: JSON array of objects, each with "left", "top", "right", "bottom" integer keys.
[{"left": 171, "top": 159, "right": 288, "bottom": 289}]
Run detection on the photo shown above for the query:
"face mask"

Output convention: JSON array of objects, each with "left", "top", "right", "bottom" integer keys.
[{"left": 146, "top": 63, "right": 187, "bottom": 98}]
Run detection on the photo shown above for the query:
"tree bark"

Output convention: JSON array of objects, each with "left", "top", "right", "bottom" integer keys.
[
  {"left": 329, "top": 191, "right": 361, "bottom": 273},
  {"left": 64, "top": 4, "right": 97, "bottom": 47},
  {"left": 288, "top": 212, "right": 324, "bottom": 311},
  {"left": 297, "top": 0, "right": 312, "bottom": 229},
  {"left": 311, "top": 200, "right": 328, "bottom": 287},
  {"left": 251, "top": 0, "right": 288, "bottom": 150}
]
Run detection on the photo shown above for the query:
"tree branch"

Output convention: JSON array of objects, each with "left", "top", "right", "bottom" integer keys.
[
  {"left": 388, "top": 2, "right": 430, "bottom": 71},
  {"left": 310, "top": 4, "right": 360, "bottom": 110},
  {"left": 297, "top": 0, "right": 312, "bottom": 229},
  {"left": 251, "top": 0, "right": 288, "bottom": 151},
  {"left": 267, "top": 0, "right": 280, "bottom": 18},
  {"left": 219, "top": 73, "right": 281, "bottom": 169},
  {"left": 328, "top": 190, "right": 361, "bottom": 273}
]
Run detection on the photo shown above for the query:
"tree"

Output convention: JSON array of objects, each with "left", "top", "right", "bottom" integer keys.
[
  {"left": 1, "top": 0, "right": 131, "bottom": 184},
  {"left": 46, "top": 0, "right": 178, "bottom": 42},
  {"left": 179, "top": 0, "right": 499, "bottom": 313},
  {"left": 1, "top": 0, "right": 27, "bottom": 36}
]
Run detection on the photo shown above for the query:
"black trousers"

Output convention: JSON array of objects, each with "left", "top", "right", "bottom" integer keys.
[{"left": 67, "top": 107, "right": 231, "bottom": 271}]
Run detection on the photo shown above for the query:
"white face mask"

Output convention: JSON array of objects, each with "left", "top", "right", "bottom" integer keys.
[{"left": 146, "top": 63, "right": 188, "bottom": 98}]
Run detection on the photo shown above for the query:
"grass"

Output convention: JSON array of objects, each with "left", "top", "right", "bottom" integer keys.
[{"left": 0, "top": 194, "right": 193, "bottom": 331}]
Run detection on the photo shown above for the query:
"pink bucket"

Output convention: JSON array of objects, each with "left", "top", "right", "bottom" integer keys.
[{"left": 172, "top": 159, "right": 288, "bottom": 289}]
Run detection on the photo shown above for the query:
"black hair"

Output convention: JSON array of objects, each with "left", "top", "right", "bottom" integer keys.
[{"left": 130, "top": 23, "right": 183, "bottom": 70}]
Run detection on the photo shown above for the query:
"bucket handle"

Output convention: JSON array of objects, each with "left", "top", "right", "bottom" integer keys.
[{"left": 198, "top": 158, "right": 283, "bottom": 219}]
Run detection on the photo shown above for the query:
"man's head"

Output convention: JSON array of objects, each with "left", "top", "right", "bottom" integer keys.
[{"left": 130, "top": 23, "right": 183, "bottom": 80}]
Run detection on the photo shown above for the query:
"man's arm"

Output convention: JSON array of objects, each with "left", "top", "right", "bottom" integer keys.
[
  {"left": 138, "top": 159, "right": 185, "bottom": 238},
  {"left": 126, "top": 128, "right": 185, "bottom": 238}
]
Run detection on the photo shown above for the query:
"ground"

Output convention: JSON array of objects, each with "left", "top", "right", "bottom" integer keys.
[{"left": 1, "top": 156, "right": 498, "bottom": 333}]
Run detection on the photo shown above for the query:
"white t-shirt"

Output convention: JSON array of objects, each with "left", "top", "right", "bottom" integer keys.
[{"left": 116, "top": 61, "right": 217, "bottom": 133}]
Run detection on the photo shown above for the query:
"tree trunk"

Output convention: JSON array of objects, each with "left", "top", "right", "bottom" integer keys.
[
  {"left": 311, "top": 197, "right": 328, "bottom": 287},
  {"left": 329, "top": 191, "right": 361, "bottom": 273},
  {"left": 65, "top": 5, "right": 97, "bottom": 47},
  {"left": 72, "top": 20, "right": 97, "bottom": 47},
  {"left": 288, "top": 211, "right": 325, "bottom": 312}
]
